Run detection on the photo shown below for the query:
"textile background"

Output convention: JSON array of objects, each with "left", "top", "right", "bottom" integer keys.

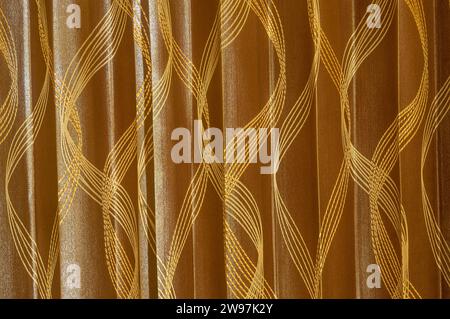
[{"left": 0, "top": 0, "right": 449, "bottom": 298}]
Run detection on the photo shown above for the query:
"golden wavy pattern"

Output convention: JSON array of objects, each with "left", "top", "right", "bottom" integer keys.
[{"left": 0, "top": 0, "right": 448, "bottom": 299}]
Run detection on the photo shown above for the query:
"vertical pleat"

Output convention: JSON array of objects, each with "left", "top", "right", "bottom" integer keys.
[
  {"left": 352, "top": 0, "right": 397, "bottom": 298},
  {"left": 315, "top": 0, "right": 356, "bottom": 298},
  {"left": 270, "top": 0, "right": 318, "bottom": 298},
  {"left": 153, "top": 0, "right": 195, "bottom": 298},
  {"left": 132, "top": 0, "right": 158, "bottom": 299},
  {"left": 190, "top": 0, "right": 226, "bottom": 298},
  {"left": 398, "top": 0, "right": 440, "bottom": 298},
  {"left": 436, "top": 0, "right": 450, "bottom": 299},
  {"left": 220, "top": 0, "right": 274, "bottom": 298},
  {"left": 0, "top": 0, "right": 37, "bottom": 298},
  {"left": 52, "top": 0, "right": 127, "bottom": 298}
]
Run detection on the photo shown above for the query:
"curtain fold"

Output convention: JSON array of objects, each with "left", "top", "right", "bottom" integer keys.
[{"left": 0, "top": 0, "right": 449, "bottom": 299}]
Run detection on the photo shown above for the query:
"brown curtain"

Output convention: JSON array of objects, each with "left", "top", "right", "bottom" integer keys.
[{"left": 0, "top": 0, "right": 449, "bottom": 299}]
